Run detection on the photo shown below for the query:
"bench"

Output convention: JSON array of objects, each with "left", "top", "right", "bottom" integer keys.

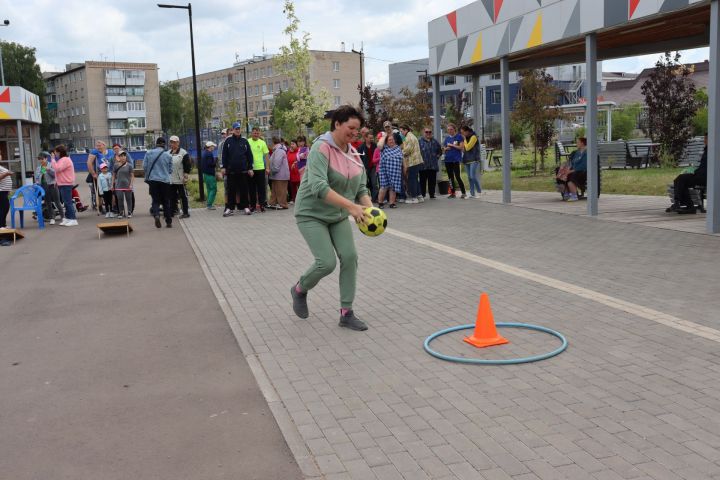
[
  {"left": 667, "top": 181, "right": 706, "bottom": 213},
  {"left": 554, "top": 142, "right": 574, "bottom": 166},
  {"left": 597, "top": 141, "right": 627, "bottom": 169},
  {"left": 625, "top": 139, "right": 654, "bottom": 168},
  {"left": 491, "top": 144, "right": 514, "bottom": 168},
  {"left": 679, "top": 137, "right": 705, "bottom": 167}
]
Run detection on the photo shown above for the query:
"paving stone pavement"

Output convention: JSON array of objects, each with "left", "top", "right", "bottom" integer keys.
[{"left": 181, "top": 196, "right": 720, "bottom": 480}]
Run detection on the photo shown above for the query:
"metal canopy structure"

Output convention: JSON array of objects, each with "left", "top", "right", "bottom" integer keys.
[{"left": 428, "top": 0, "right": 720, "bottom": 234}]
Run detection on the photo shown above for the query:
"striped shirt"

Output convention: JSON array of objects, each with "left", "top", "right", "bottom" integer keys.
[{"left": 0, "top": 166, "right": 12, "bottom": 191}]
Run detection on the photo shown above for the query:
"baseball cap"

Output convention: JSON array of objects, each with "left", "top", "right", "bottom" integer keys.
[
  {"left": 99, "top": 163, "right": 108, "bottom": 169},
  {"left": 221, "top": 128, "right": 228, "bottom": 134},
  {"left": 156, "top": 137, "right": 166, "bottom": 146},
  {"left": 205, "top": 141, "right": 216, "bottom": 148},
  {"left": 112, "top": 143, "right": 122, "bottom": 149},
  {"left": 382, "top": 120, "right": 392, "bottom": 128},
  {"left": 119, "top": 150, "right": 128, "bottom": 156},
  {"left": 37, "top": 151, "right": 50, "bottom": 159},
  {"left": 232, "top": 121, "right": 242, "bottom": 129},
  {"left": 169, "top": 135, "right": 180, "bottom": 143}
]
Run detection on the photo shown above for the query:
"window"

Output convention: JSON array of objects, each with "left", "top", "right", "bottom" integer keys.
[
  {"left": 253, "top": 68, "right": 259, "bottom": 79},
  {"left": 249, "top": 102, "right": 254, "bottom": 112},
  {"left": 109, "top": 119, "right": 126, "bottom": 129},
  {"left": 262, "top": 84, "right": 267, "bottom": 95},
  {"left": 491, "top": 73, "right": 501, "bottom": 80},
  {"left": 108, "top": 103, "right": 127, "bottom": 112},
  {"left": 440, "top": 95, "right": 445, "bottom": 104},
  {"left": 126, "top": 70, "right": 145, "bottom": 81},
  {"left": 491, "top": 90, "right": 501, "bottom": 104},
  {"left": 465, "top": 75, "right": 473, "bottom": 83},
  {"left": 128, "top": 117, "right": 146, "bottom": 128},
  {"left": 268, "top": 83, "right": 273, "bottom": 94},
  {"left": 127, "top": 102, "right": 145, "bottom": 111},
  {"left": 254, "top": 85, "right": 259, "bottom": 96},
  {"left": 262, "top": 100, "right": 267, "bottom": 111},
  {"left": 334, "top": 96, "right": 341, "bottom": 106},
  {"left": 463, "top": 92, "right": 472, "bottom": 105},
  {"left": 255, "top": 101, "right": 260, "bottom": 112},
  {"left": 267, "top": 66, "right": 273, "bottom": 76},
  {"left": 332, "top": 61, "right": 340, "bottom": 72},
  {"left": 106, "top": 86, "right": 125, "bottom": 95},
  {"left": 81, "top": 106, "right": 85, "bottom": 115},
  {"left": 126, "top": 86, "right": 144, "bottom": 96},
  {"left": 83, "top": 123, "right": 86, "bottom": 131},
  {"left": 282, "top": 80, "right": 289, "bottom": 90},
  {"left": 79, "top": 72, "right": 83, "bottom": 81},
  {"left": 275, "top": 81, "right": 281, "bottom": 92},
  {"left": 333, "top": 79, "right": 340, "bottom": 89},
  {"left": 260, "top": 68, "right": 265, "bottom": 78},
  {"left": 444, "top": 75, "right": 456, "bottom": 85}
]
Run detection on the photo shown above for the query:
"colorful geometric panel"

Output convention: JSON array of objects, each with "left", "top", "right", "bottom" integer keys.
[
  {"left": 629, "top": 0, "right": 641, "bottom": 18},
  {"left": 660, "top": 0, "right": 689, "bottom": 11},
  {"left": 447, "top": 11, "right": 458, "bottom": 36},
  {"left": 527, "top": 14, "right": 543, "bottom": 48},
  {"left": 0, "top": 88, "right": 10, "bottom": 103}
]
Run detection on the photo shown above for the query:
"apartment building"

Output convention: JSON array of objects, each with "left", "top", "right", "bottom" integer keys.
[
  {"left": 44, "top": 61, "right": 161, "bottom": 150},
  {"left": 389, "top": 58, "right": 600, "bottom": 135},
  {"left": 176, "top": 50, "right": 362, "bottom": 130}
]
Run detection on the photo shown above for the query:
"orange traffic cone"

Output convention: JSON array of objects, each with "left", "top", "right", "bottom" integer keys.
[{"left": 464, "top": 293, "right": 509, "bottom": 348}]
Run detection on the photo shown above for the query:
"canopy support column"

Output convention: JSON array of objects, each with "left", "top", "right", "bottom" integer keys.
[
  {"left": 500, "top": 56, "right": 511, "bottom": 204},
  {"left": 585, "top": 33, "right": 599, "bottom": 216}
]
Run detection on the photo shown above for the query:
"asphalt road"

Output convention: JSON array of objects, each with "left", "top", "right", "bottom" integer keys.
[{"left": 0, "top": 181, "right": 303, "bottom": 480}]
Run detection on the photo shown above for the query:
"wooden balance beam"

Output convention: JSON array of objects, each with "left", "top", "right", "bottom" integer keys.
[
  {"left": 96, "top": 221, "right": 133, "bottom": 239},
  {"left": 0, "top": 228, "right": 24, "bottom": 244}
]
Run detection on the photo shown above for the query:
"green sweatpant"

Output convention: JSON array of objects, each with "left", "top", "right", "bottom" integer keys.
[
  {"left": 203, "top": 173, "right": 217, "bottom": 206},
  {"left": 297, "top": 217, "right": 358, "bottom": 309}
]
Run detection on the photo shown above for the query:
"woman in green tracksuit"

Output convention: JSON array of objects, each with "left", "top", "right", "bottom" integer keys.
[{"left": 290, "top": 106, "right": 373, "bottom": 331}]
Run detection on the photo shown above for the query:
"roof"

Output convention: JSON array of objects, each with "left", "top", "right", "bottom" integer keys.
[
  {"left": 602, "top": 60, "right": 710, "bottom": 106},
  {"left": 428, "top": 0, "right": 711, "bottom": 76}
]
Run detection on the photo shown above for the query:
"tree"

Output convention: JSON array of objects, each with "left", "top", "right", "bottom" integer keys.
[
  {"left": 271, "top": 90, "right": 302, "bottom": 134},
  {"left": 692, "top": 87, "right": 708, "bottom": 136},
  {"left": 182, "top": 89, "right": 213, "bottom": 129},
  {"left": 221, "top": 99, "right": 241, "bottom": 129},
  {"left": 1, "top": 41, "right": 49, "bottom": 142},
  {"left": 611, "top": 103, "right": 642, "bottom": 140},
  {"left": 159, "top": 81, "right": 184, "bottom": 134},
  {"left": 358, "top": 83, "right": 388, "bottom": 133},
  {"left": 273, "top": 0, "right": 330, "bottom": 136},
  {"left": 385, "top": 87, "right": 432, "bottom": 132},
  {"left": 511, "top": 69, "right": 565, "bottom": 174},
  {"left": 641, "top": 52, "right": 699, "bottom": 163}
]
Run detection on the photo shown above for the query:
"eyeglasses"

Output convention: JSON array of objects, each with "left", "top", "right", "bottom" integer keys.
[{"left": 424, "top": 131, "right": 432, "bottom": 133}]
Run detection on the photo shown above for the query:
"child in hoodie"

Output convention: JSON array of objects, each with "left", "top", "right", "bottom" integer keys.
[
  {"left": 97, "top": 163, "right": 114, "bottom": 217},
  {"left": 268, "top": 137, "right": 289, "bottom": 209}
]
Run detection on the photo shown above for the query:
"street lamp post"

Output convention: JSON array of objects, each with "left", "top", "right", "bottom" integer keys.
[
  {"left": 237, "top": 66, "right": 250, "bottom": 136},
  {"left": 1, "top": 19, "right": 10, "bottom": 86},
  {"left": 157, "top": 3, "right": 204, "bottom": 201}
]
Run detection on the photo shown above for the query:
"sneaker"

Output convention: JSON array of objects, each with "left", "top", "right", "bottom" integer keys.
[
  {"left": 207, "top": 205, "right": 216, "bottom": 210},
  {"left": 677, "top": 206, "right": 697, "bottom": 214},
  {"left": 290, "top": 285, "right": 309, "bottom": 319},
  {"left": 223, "top": 208, "right": 234, "bottom": 217},
  {"left": 408, "top": 198, "right": 419, "bottom": 204},
  {"left": 447, "top": 194, "right": 456, "bottom": 199},
  {"left": 180, "top": 213, "right": 190, "bottom": 219},
  {"left": 470, "top": 194, "right": 480, "bottom": 199},
  {"left": 154, "top": 216, "right": 162, "bottom": 228},
  {"left": 417, "top": 196, "right": 425, "bottom": 203},
  {"left": 60, "top": 218, "right": 69, "bottom": 226},
  {"left": 389, "top": 203, "right": 397, "bottom": 208},
  {"left": 288, "top": 201, "right": 294, "bottom": 205},
  {"left": 166, "top": 220, "right": 173, "bottom": 228},
  {"left": 398, "top": 198, "right": 406, "bottom": 203},
  {"left": 49, "top": 219, "right": 55, "bottom": 225},
  {"left": 567, "top": 193, "right": 579, "bottom": 202},
  {"left": 128, "top": 213, "right": 133, "bottom": 218},
  {"left": 562, "top": 193, "right": 570, "bottom": 201},
  {"left": 460, "top": 194, "right": 467, "bottom": 199},
  {"left": 64, "top": 219, "right": 78, "bottom": 227},
  {"left": 117, "top": 214, "right": 124, "bottom": 219},
  {"left": 430, "top": 195, "right": 436, "bottom": 199},
  {"left": 339, "top": 310, "right": 368, "bottom": 331},
  {"left": 378, "top": 202, "right": 385, "bottom": 209},
  {"left": 244, "top": 208, "right": 252, "bottom": 215},
  {"left": 105, "top": 212, "right": 111, "bottom": 218},
  {"left": 665, "top": 204, "right": 678, "bottom": 213}
]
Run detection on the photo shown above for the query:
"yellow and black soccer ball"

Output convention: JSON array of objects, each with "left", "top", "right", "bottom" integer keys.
[{"left": 358, "top": 207, "right": 387, "bottom": 237}]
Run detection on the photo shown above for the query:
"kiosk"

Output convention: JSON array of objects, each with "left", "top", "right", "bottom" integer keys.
[{"left": 0, "top": 86, "right": 42, "bottom": 187}]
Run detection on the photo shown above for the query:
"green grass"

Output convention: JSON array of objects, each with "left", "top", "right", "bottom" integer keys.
[{"left": 186, "top": 173, "right": 225, "bottom": 208}]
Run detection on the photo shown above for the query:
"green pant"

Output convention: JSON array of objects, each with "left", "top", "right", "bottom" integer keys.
[
  {"left": 297, "top": 218, "right": 358, "bottom": 309},
  {"left": 203, "top": 173, "right": 217, "bottom": 206}
]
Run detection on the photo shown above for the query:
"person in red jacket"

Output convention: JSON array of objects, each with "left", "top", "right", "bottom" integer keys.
[{"left": 287, "top": 140, "right": 301, "bottom": 203}]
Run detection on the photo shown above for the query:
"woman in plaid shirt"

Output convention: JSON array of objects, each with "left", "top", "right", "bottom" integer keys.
[{"left": 377, "top": 132, "right": 404, "bottom": 209}]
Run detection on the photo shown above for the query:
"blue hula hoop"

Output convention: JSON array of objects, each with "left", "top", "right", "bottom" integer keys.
[{"left": 424, "top": 322, "right": 568, "bottom": 365}]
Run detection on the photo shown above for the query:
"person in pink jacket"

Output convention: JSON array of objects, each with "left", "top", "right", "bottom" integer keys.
[{"left": 51, "top": 144, "right": 78, "bottom": 226}]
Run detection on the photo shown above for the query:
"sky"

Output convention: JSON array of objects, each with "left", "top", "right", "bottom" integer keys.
[{"left": 0, "top": 0, "right": 710, "bottom": 85}]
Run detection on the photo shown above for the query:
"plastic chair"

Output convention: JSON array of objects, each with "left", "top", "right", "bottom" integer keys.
[{"left": 10, "top": 184, "right": 46, "bottom": 229}]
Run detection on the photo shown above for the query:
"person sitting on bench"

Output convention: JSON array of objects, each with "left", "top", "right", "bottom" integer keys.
[
  {"left": 668, "top": 134, "right": 707, "bottom": 214},
  {"left": 556, "top": 137, "right": 587, "bottom": 202}
]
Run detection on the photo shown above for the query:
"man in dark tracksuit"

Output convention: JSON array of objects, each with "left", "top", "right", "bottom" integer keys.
[
  {"left": 221, "top": 122, "right": 254, "bottom": 217},
  {"left": 671, "top": 134, "right": 707, "bottom": 214}
]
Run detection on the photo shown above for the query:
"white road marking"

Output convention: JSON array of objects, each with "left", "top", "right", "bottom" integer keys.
[{"left": 386, "top": 228, "right": 720, "bottom": 343}]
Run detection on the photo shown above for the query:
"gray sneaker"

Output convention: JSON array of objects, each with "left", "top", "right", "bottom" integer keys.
[
  {"left": 339, "top": 310, "right": 368, "bottom": 331},
  {"left": 291, "top": 285, "right": 309, "bottom": 318}
]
